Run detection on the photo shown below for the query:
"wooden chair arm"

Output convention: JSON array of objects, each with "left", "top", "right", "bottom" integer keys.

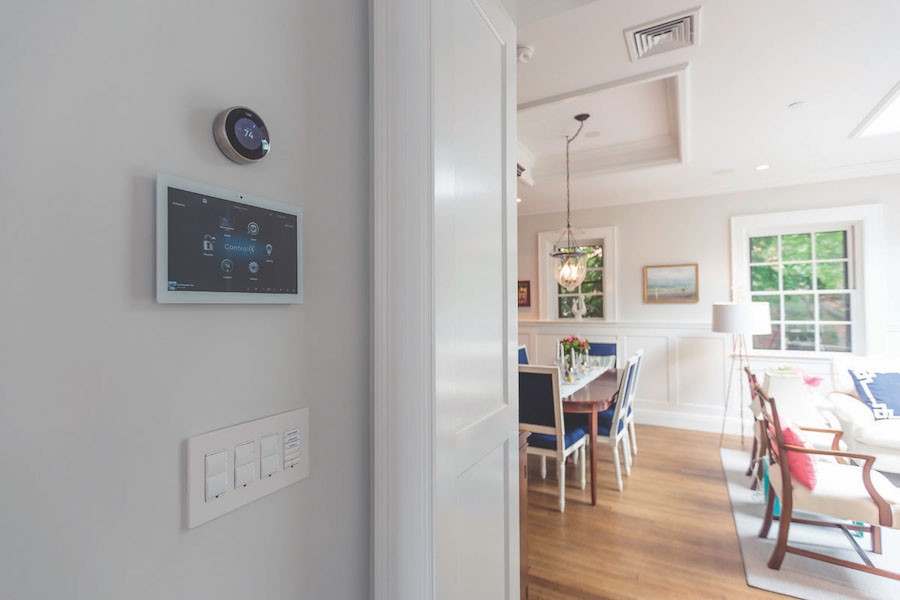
[
  {"left": 795, "top": 426, "right": 844, "bottom": 452},
  {"left": 782, "top": 444, "right": 893, "bottom": 526},
  {"left": 782, "top": 444, "right": 870, "bottom": 462}
]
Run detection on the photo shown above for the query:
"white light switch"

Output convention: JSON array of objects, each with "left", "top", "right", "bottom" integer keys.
[
  {"left": 205, "top": 450, "right": 228, "bottom": 477},
  {"left": 235, "top": 441, "right": 255, "bottom": 467},
  {"left": 205, "top": 471, "right": 230, "bottom": 501},
  {"left": 235, "top": 463, "right": 256, "bottom": 488},
  {"left": 205, "top": 450, "right": 231, "bottom": 501},
  {"left": 260, "top": 434, "right": 278, "bottom": 458},
  {"left": 261, "top": 454, "right": 281, "bottom": 478}
]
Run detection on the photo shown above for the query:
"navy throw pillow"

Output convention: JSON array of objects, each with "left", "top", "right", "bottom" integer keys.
[{"left": 848, "top": 370, "right": 900, "bottom": 420}]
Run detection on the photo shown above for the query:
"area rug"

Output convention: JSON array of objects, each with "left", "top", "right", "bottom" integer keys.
[{"left": 720, "top": 448, "right": 900, "bottom": 599}]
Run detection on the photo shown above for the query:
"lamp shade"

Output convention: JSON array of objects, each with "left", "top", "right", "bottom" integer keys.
[{"left": 712, "top": 302, "right": 772, "bottom": 335}]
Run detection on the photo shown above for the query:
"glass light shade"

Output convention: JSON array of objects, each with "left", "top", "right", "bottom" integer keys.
[{"left": 552, "top": 250, "right": 587, "bottom": 291}]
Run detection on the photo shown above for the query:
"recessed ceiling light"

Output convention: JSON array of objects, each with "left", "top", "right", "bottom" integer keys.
[
  {"left": 755, "top": 164, "right": 770, "bottom": 171},
  {"left": 516, "top": 197, "right": 522, "bottom": 203}
]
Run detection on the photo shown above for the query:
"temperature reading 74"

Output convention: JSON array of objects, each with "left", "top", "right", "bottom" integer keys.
[{"left": 242, "top": 128, "right": 255, "bottom": 139}]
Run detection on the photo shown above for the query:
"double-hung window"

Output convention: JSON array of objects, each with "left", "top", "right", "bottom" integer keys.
[
  {"left": 731, "top": 205, "right": 883, "bottom": 355},
  {"left": 748, "top": 229, "right": 853, "bottom": 352},
  {"left": 538, "top": 226, "right": 616, "bottom": 320}
]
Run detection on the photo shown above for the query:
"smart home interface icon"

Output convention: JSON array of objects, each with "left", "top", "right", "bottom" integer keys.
[{"left": 166, "top": 187, "right": 297, "bottom": 294}]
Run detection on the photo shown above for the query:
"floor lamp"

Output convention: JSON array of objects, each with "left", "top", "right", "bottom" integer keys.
[{"left": 712, "top": 302, "right": 772, "bottom": 445}]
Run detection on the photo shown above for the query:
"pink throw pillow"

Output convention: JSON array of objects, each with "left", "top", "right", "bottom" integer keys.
[{"left": 779, "top": 422, "right": 817, "bottom": 490}]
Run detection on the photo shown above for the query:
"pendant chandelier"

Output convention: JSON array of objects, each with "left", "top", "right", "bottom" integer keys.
[{"left": 551, "top": 113, "right": 592, "bottom": 291}]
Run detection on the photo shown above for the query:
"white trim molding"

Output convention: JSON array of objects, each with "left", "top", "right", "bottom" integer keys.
[{"left": 372, "top": 1, "right": 434, "bottom": 598}]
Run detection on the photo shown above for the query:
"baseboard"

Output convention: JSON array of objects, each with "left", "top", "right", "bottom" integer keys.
[{"left": 634, "top": 403, "right": 751, "bottom": 437}]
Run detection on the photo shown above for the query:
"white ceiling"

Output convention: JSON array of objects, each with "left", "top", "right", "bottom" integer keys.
[{"left": 515, "top": 0, "right": 900, "bottom": 215}]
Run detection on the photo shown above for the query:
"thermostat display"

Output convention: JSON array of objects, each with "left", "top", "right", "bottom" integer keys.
[{"left": 234, "top": 118, "right": 262, "bottom": 151}]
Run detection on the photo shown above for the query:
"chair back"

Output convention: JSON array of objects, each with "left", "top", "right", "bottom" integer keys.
[
  {"left": 588, "top": 342, "right": 617, "bottom": 367},
  {"left": 519, "top": 365, "right": 563, "bottom": 438},
  {"left": 517, "top": 345, "right": 529, "bottom": 365},
  {"left": 745, "top": 367, "right": 763, "bottom": 418},
  {"left": 747, "top": 371, "right": 794, "bottom": 498},
  {"left": 626, "top": 349, "right": 644, "bottom": 408},
  {"left": 609, "top": 354, "right": 639, "bottom": 433}
]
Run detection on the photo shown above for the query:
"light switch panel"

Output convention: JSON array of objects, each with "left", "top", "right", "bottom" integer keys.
[{"left": 186, "top": 408, "right": 310, "bottom": 528}]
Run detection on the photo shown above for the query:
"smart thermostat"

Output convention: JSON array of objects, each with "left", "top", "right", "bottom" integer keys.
[{"left": 213, "top": 106, "right": 270, "bottom": 164}]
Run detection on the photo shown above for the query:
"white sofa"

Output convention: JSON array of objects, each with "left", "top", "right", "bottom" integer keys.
[{"left": 827, "top": 356, "right": 900, "bottom": 475}]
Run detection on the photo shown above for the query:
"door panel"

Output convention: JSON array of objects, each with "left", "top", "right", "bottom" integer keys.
[
  {"left": 455, "top": 442, "right": 510, "bottom": 600},
  {"left": 434, "top": 0, "right": 517, "bottom": 598},
  {"left": 436, "top": 0, "right": 506, "bottom": 432}
]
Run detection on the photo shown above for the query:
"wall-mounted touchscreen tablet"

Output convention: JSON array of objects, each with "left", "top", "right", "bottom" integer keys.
[{"left": 156, "top": 174, "right": 302, "bottom": 304}]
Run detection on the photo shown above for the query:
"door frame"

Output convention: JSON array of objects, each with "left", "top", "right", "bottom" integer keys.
[
  {"left": 372, "top": 0, "right": 436, "bottom": 598},
  {"left": 371, "top": 1, "right": 517, "bottom": 598}
]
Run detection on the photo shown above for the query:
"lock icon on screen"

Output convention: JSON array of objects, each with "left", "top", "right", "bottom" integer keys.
[{"left": 203, "top": 234, "right": 215, "bottom": 252}]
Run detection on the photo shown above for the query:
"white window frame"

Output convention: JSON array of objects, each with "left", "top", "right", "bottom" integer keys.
[
  {"left": 730, "top": 205, "right": 885, "bottom": 357},
  {"left": 538, "top": 226, "right": 617, "bottom": 321}
]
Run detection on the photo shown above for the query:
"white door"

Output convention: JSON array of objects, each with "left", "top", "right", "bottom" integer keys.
[{"left": 433, "top": 1, "right": 518, "bottom": 599}]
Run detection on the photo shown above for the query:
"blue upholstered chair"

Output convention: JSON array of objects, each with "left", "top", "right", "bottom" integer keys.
[
  {"left": 519, "top": 365, "right": 588, "bottom": 512},
  {"left": 517, "top": 345, "right": 529, "bottom": 365},
  {"left": 567, "top": 353, "right": 639, "bottom": 491}
]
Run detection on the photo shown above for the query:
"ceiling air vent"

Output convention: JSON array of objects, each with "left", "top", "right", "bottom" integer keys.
[{"left": 624, "top": 7, "right": 701, "bottom": 62}]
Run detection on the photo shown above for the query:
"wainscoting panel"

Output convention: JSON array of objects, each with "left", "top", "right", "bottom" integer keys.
[
  {"left": 674, "top": 336, "right": 726, "bottom": 409},
  {"left": 622, "top": 335, "right": 669, "bottom": 406}
]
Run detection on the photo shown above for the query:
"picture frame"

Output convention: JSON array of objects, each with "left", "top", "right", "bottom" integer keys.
[
  {"left": 517, "top": 280, "right": 531, "bottom": 307},
  {"left": 643, "top": 263, "right": 699, "bottom": 303}
]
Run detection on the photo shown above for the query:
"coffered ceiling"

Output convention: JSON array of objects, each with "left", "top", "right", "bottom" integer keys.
[{"left": 515, "top": 0, "right": 900, "bottom": 215}]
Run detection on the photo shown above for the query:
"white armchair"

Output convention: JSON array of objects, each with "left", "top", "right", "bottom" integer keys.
[
  {"left": 762, "top": 371, "right": 843, "bottom": 450},
  {"left": 828, "top": 356, "right": 900, "bottom": 475}
]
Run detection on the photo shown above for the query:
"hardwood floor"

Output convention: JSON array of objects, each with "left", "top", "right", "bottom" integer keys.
[{"left": 525, "top": 425, "right": 784, "bottom": 599}]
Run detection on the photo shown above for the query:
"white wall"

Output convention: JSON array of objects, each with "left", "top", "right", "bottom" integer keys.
[
  {"left": 0, "top": 2, "right": 369, "bottom": 599},
  {"left": 518, "top": 175, "right": 900, "bottom": 432}
]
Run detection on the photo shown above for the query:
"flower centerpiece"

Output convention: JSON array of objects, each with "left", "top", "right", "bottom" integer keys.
[
  {"left": 561, "top": 335, "right": 590, "bottom": 356},
  {"left": 558, "top": 336, "right": 591, "bottom": 377}
]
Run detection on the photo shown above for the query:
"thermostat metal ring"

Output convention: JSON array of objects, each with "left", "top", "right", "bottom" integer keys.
[{"left": 213, "top": 106, "right": 270, "bottom": 164}]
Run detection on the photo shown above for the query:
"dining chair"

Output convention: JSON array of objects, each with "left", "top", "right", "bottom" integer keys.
[
  {"left": 567, "top": 353, "right": 638, "bottom": 492},
  {"left": 623, "top": 349, "right": 643, "bottom": 456},
  {"left": 517, "top": 345, "right": 529, "bottom": 365},
  {"left": 751, "top": 375, "right": 900, "bottom": 581},
  {"left": 519, "top": 365, "right": 589, "bottom": 512}
]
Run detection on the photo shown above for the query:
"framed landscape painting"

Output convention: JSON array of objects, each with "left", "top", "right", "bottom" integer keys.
[{"left": 643, "top": 264, "right": 699, "bottom": 303}]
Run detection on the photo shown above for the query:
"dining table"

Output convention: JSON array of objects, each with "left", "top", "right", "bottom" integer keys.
[{"left": 560, "top": 364, "right": 619, "bottom": 506}]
